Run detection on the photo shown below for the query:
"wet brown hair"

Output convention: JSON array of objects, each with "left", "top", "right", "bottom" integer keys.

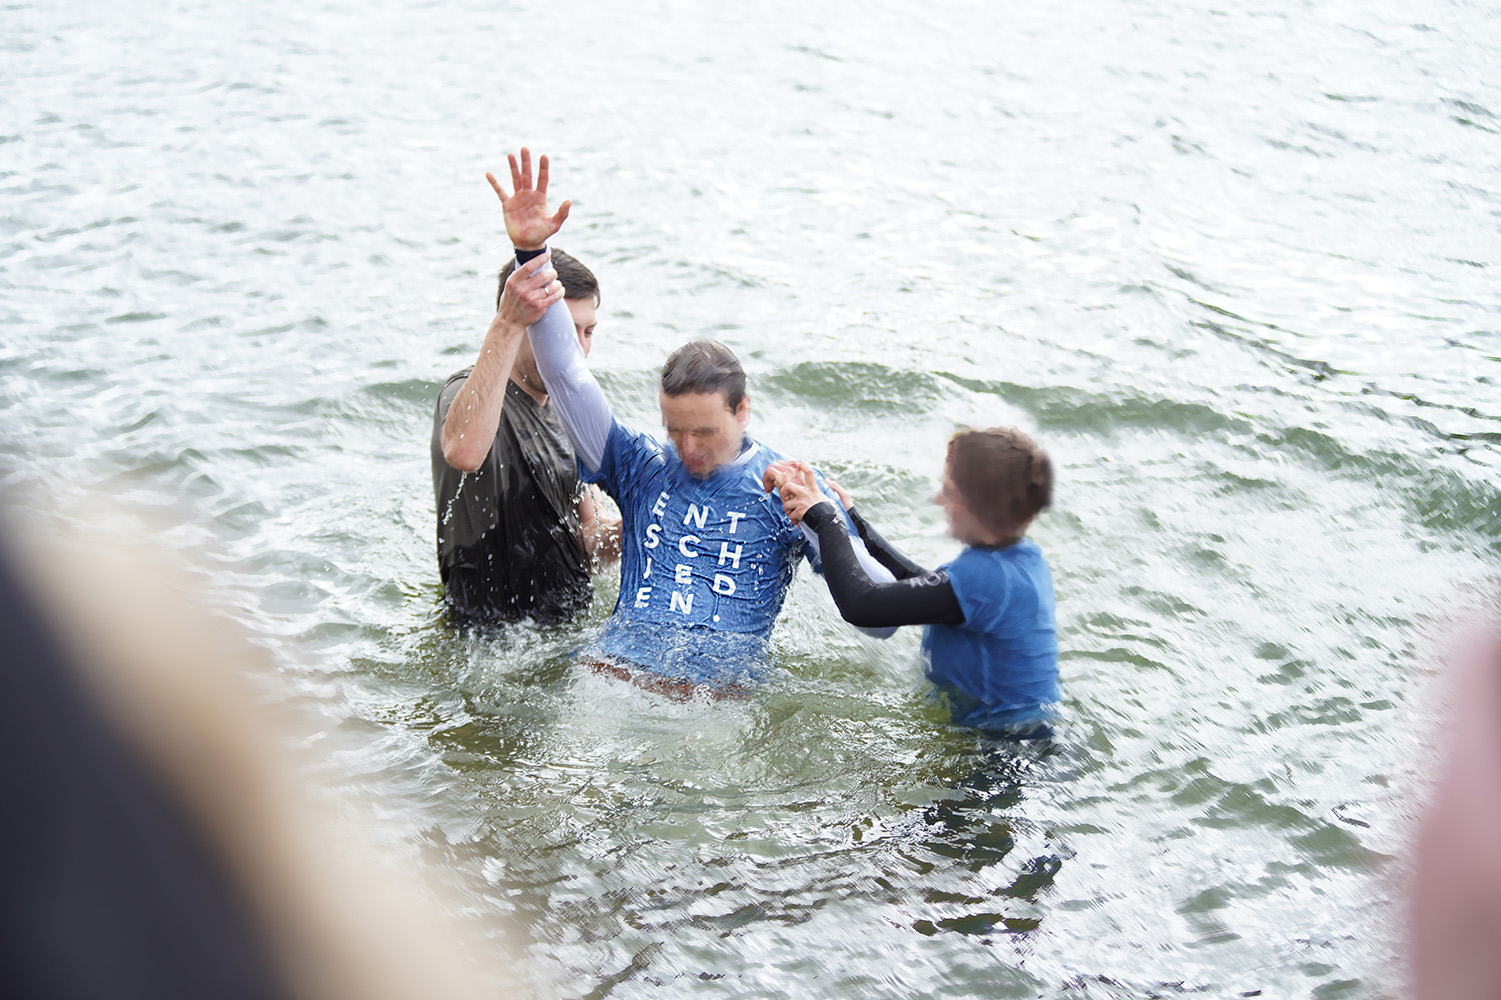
[
  {"left": 496, "top": 248, "right": 600, "bottom": 308},
  {"left": 946, "top": 427, "right": 1053, "bottom": 536},
  {"left": 660, "top": 340, "right": 747, "bottom": 411}
]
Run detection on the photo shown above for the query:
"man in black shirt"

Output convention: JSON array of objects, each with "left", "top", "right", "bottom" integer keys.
[{"left": 431, "top": 243, "right": 619, "bottom": 624}]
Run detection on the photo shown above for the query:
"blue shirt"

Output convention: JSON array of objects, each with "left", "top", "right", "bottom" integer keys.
[
  {"left": 582, "top": 419, "right": 828, "bottom": 683},
  {"left": 922, "top": 540, "right": 1059, "bottom": 729}
]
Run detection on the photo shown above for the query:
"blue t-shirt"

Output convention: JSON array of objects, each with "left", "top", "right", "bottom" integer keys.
[
  {"left": 922, "top": 540, "right": 1059, "bottom": 729},
  {"left": 582, "top": 419, "right": 829, "bottom": 683}
]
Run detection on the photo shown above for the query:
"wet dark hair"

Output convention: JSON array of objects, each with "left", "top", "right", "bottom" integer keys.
[
  {"left": 496, "top": 248, "right": 600, "bottom": 308},
  {"left": 659, "top": 340, "right": 747, "bottom": 411},
  {"left": 946, "top": 427, "right": 1053, "bottom": 536}
]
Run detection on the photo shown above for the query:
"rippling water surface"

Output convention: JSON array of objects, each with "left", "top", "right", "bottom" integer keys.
[{"left": 5, "top": 0, "right": 1500, "bottom": 996}]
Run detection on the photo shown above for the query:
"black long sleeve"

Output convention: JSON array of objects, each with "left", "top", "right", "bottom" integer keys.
[
  {"left": 845, "top": 506, "right": 929, "bottom": 580},
  {"left": 803, "top": 502, "right": 965, "bottom": 628}
]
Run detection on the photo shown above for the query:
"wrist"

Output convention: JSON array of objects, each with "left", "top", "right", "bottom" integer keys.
[
  {"left": 514, "top": 245, "right": 546, "bottom": 262},
  {"left": 803, "top": 500, "right": 839, "bottom": 528},
  {"left": 488, "top": 311, "right": 526, "bottom": 341}
]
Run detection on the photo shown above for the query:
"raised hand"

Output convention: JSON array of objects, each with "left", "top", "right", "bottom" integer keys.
[{"left": 486, "top": 147, "right": 572, "bottom": 251}]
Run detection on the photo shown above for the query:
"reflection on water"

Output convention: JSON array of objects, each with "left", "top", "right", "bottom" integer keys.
[
  {"left": 899, "top": 736, "right": 1068, "bottom": 939},
  {"left": 418, "top": 656, "right": 1078, "bottom": 996}
]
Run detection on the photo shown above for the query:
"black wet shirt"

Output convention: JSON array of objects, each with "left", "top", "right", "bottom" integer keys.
[{"left": 431, "top": 373, "right": 592, "bottom": 623}]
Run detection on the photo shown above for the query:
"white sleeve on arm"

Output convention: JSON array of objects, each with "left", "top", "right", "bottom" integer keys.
[
  {"left": 799, "top": 523, "right": 899, "bottom": 639},
  {"left": 526, "top": 294, "right": 613, "bottom": 473}
]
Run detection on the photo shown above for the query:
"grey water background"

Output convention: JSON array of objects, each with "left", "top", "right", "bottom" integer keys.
[{"left": 5, "top": 0, "right": 1500, "bottom": 995}]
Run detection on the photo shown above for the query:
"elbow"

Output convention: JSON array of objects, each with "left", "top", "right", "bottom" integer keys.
[
  {"left": 842, "top": 610, "right": 889, "bottom": 630},
  {"left": 441, "top": 438, "right": 486, "bottom": 473},
  {"left": 831, "top": 595, "right": 886, "bottom": 630}
]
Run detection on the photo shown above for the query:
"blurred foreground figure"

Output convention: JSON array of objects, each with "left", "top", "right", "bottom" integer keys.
[
  {"left": 0, "top": 500, "right": 508, "bottom": 1000},
  {"left": 0, "top": 534, "right": 285, "bottom": 999},
  {"left": 1412, "top": 623, "right": 1501, "bottom": 999}
]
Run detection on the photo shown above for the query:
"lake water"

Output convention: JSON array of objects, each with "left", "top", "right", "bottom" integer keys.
[{"left": 4, "top": 0, "right": 1500, "bottom": 996}]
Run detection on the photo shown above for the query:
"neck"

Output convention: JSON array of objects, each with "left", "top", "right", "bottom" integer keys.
[
  {"left": 960, "top": 519, "right": 1027, "bottom": 548},
  {"left": 976, "top": 526, "right": 1026, "bottom": 548},
  {"left": 510, "top": 370, "right": 548, "bottom": 406}
]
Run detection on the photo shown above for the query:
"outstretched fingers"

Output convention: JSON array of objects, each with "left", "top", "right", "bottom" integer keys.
[
  {"left": 519, "top": 147, "right": 534, "bottom": 191},
  {"left": 494, "top": 148, "right": 570, "bottom": 249},
  {"left": 485, "top": 171, "right": 508, "bottom": 202},
  {"left": 507, "top": 151, "right": 523, "bottom": 195},
  {"left": 492, "top": 147, "right": 556, "bottom": 202}
]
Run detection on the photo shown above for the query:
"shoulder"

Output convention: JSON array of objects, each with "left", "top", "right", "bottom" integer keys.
[
  {"left": 740, "top": 439, "right": 806, "bottom": 480},
  {"left": 588, "top": 418, "right": 673, "bottom": 488},
  {"left": 727, "top": 439, "right": 785, "bottom": 489},
  {"left": 948, "top": 540, "right": 1050, "bottom": 605},
  {"left": 948, "top": 540, "right": 1045, "bottom": 580},
  {"left": 747, "top": 438, "right": 783, "bottom": 466},
  {"left": 945, "top": 545, "right": 1004, "bottom": 581},
  {"left": 602, "top": 418, "right": 666, "bottom": 462},
  {"left": 1004, "top": 538, "right": 1050, "bottom": 575},
  {"left": 942, "top": 545, "right": 1016, "bottom": 609},
  {"left": 726, "top": 441, "right": 792, "bottom": 507},
  {"left": 435, "top": 368, "right": 475, "bottom": 416},
  {"left": 501, "top": 380, "right": 545, "bottom": 423},
  {"left": 1015, "top": 537, "right": 1047, "bottom": 560}
]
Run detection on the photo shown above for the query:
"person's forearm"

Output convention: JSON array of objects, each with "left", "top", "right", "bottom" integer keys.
[
  {"left": 798, "top": 515, "right": 898, "bottom": 639},
  {"left": 440, "top": 314, "right": 526, "bottom": 471},
  {"left": 803, "top": 502, "right": 965, "bottom": 628},
  {"left": 798, "top": 521, "right": 897, "bottom": 585},
  {"left": 524, "top": 264, "right": 612, "bottom": 472},
  {"left": 847, "top": 507, "right": 929, "bottom": 580},
  {"left": 577, "top": 487, "right": 621, "bottom": 566}
]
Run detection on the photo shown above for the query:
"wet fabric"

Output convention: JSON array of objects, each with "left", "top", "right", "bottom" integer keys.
[
  {"left": 804, "top": 500, "right": 1059, "bottom": 731},
  {"left": 923, "top": 540, "right": 1060, "bottom": 729},
  {"left": 520, "top": 277, "right": 892, "bottom": 672},
  {"left": 431, "top": 373, "right": 591, "bottom": 623},
  {"left": 580, "top": 419, "right": 815, "bottom": 683}
]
